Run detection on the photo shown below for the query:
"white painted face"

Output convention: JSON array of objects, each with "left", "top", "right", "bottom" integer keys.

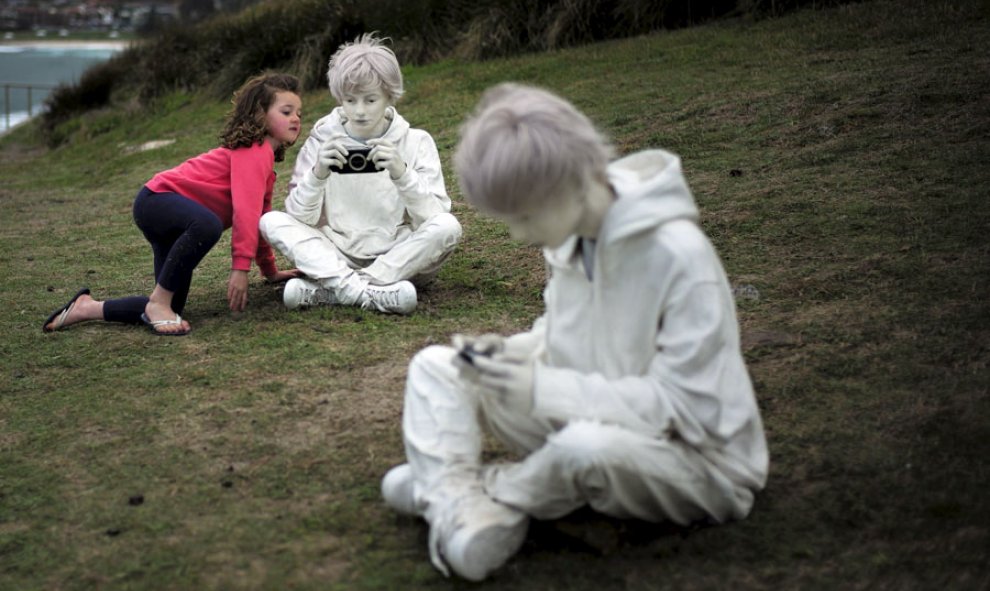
[
  {"left": 485, "top": 174, "right": 614, "bottom": 249},
  {"left": 341, "top": 87, "right": 390, "bottom": 140},
  {"left": 264, "top": 91, "right": 302, "bottom": 148},
  {"left": 493, "top": 187, "right": 586, "bottom": 249}
]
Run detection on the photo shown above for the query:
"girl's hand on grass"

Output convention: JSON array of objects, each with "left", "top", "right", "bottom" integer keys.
[
  {"left": 227, "top": 270, "right": 249, "bottom": 312},
  {"left": 266, "top": 269, "right": 302, "bottom": 283}
]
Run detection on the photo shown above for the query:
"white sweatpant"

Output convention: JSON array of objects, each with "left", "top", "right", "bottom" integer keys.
[
  {"left": 260, "top": 211, "right": 461, "bottom": 296},
  {"left": 402, "top": 345, "right": 755, "bottom": 525}
]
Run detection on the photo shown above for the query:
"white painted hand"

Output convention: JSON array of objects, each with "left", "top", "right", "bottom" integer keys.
[
  {"left": 451, "top": 333, "right": 506, "bottom": 383},
  {"left": 367, "top": 138, "right": 407, "bottom": 179},
  {"left": 313, "top": 134, "right": 349, "bottom": 179},
  {"left": 471, "top": 354, "right": 535, "bottom": 416}
]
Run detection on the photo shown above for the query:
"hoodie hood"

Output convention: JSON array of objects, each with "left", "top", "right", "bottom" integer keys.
[
  {"left": 602, "top": 149, "right": 700, "bottom": 243},
  {"left": 308, "top": 106, "right": 411, "bottom": 147},
  {"left": 545, "top": 149, "right": 700, "bottom": 266}
]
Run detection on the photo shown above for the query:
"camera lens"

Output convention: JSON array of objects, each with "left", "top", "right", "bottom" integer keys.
[{"left": 349, "top": 153, "right": 367, "bottom": 170}]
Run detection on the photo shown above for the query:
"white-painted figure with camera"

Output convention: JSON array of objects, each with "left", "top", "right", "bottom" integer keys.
[{"left": 260, "top": 33, "right": 461, "bottom": 315}]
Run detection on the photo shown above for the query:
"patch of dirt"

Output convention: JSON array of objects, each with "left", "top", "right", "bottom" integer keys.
[
  {"left": 262, "top": 360, "right": 408, "bottom": 463},
  {"left": 742, "top": 329, "right": 801, "bottom": 350}
]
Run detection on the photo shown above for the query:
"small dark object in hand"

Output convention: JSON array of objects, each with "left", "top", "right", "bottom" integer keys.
[
  {"left": 458, "top": 344, "right": 492, "bottom": 366},
  {"left": 332, "top": 147, "right": 378, "bottom": 174}
]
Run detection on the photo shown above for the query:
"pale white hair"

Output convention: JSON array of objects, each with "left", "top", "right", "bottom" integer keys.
[
  {"left": 326, "top": 32, "right": 404, "bottom": 103},
  {"left": 454, "top": 83, "right": 614, "bottom": 214}
]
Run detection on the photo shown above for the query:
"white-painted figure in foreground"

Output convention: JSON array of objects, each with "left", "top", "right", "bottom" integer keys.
[{"left": 382, "top": 83, "right": 769, "bottom": 580}]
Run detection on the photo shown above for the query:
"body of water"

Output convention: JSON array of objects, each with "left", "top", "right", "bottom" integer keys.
[{"left": 0, "top": 42, "right": 126, "bottom": 134}]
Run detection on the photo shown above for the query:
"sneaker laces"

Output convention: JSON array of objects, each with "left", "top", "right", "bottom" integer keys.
[
  {"left": 362, "top": 285, "right": 400, "bottom": 310},
  {"left": 301, "top": 283, "right": 334, "bottom": 305},
  {"left": 423, "top": 474, "right": 485, "bottom": 577},
  {"left": 428, "top": 495, "right": 470, "bottom": 577}
]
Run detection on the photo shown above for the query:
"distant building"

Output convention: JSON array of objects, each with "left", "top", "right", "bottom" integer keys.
[{"left": 0, "top": 1, "right": 262, "bottom": 34}]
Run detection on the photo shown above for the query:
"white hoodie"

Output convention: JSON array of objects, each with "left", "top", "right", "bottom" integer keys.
[
  {"left": 284, "top": 107, "right": 450, "bottom": 258},
  {"left": 527, "top": 149, "right": 768, "bottom": 494}
]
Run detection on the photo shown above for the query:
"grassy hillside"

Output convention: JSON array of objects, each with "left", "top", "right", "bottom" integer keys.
[
  {"left": 41, "top": 0, "right": 762, "bottom": 143},
  {"left": 2, "top": 0, "right": 988, "bottom": 589}
]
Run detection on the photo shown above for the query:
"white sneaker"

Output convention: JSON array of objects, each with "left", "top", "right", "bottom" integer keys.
[
  {"left": 282, "top": 277, "right": 338, "bottom": 309},
  {"left": 428, "top": 490, "right": 529, "bottom": 581},
  {"left": 361, "top": 281, "right": 417, "bottom": 315},
  {"left": 381, "top": 464, "right": 422, "bottom": 517}
]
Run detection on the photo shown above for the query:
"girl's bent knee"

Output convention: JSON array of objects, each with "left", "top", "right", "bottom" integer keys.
[{"left": 201, "top": 215, "right": 224, "bottom": 242}]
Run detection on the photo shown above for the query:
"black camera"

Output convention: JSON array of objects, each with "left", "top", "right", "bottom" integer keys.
[{"left": 332, "top": 147, "right": 378, "bottom": 174}]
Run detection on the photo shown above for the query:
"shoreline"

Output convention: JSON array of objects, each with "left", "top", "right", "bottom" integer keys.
[
  {"left": 0, "top": 111, "right": 33, "bottom": 136},
  {"left": 0, "top": 39, "right": 133, "bottom": 51}
]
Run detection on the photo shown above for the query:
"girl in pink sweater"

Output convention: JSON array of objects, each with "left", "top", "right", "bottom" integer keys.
[{"left": 43, "top": 72, "right": 303, "bottom": 336}]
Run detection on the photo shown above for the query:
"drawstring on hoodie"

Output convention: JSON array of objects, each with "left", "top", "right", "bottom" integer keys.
[{"left": 580, "top": 238, "right": 596, "bottom": 281}]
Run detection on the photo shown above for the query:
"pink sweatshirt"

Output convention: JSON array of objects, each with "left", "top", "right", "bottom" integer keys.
[{"left": 145, "top": 141, "right": 278, "bottom": 276}]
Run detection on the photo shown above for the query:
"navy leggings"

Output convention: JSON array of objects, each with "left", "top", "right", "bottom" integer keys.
[{"left": 103, "top": 187, "right": 223, "bottom": 324}]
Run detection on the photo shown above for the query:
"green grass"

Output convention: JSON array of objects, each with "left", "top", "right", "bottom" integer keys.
[{"left": 2, "top": 0, "right": 989, "bottom": 588}]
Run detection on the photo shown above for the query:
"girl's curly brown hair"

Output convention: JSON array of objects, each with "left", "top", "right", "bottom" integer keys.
[{"left": 219, "top": 72, "right": 301, "bottom": 162}]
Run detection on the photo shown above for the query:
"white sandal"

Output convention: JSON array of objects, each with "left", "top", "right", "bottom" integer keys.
[{"left": 140, "top": 313, "right": 190, "bottom": 337}]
